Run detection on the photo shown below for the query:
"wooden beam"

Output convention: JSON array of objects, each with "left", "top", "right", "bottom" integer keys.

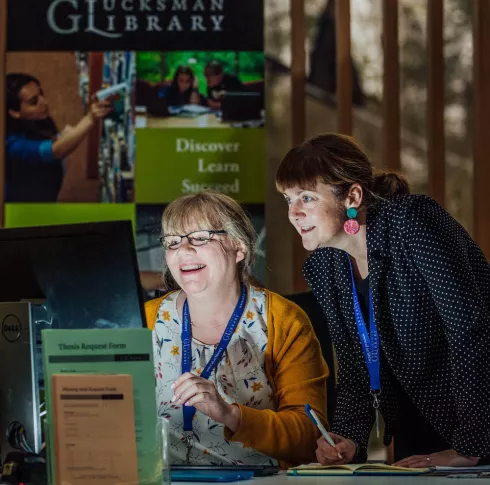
[
  {"left": 382, "top": 0, "right": 401, "bottom": 170},
  {"left": 0, "top": 0, "right": 7, "bottom": 227},
  {"left": 335, "top": 0, "right": 352, "bottom": 134},
  {"left": 291, "top": 0, "right": 306, "bottom": 146},
  {"left": 427, "top": 0, "right": 445, "bottom": 207},
  {"left": 473, "top": 0, "right": 490, "bottom": 258},
  {"left": 290, "top": 0, "right": 308, "bottom": 293}
]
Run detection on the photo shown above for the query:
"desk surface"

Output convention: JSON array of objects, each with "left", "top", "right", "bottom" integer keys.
[
  {"left": 137, "top": 113, "right": 229, "bottom": 129},
  {"left": 0, "top": 471, "right": 482, "bottom": 485},
  {"left": 174, "top": 471, "right": 488, "bottom": 484}
]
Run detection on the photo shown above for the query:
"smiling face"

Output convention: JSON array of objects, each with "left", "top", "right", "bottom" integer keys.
[
  {"left": 165, "top": 229, "right": 244, "bottom": 296},
  {"left": 283, "top": 182, "right": 346, "bottom": 251}
]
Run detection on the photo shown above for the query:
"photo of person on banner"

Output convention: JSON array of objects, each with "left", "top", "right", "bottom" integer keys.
[
  {"left": 157, "top": 66, "right": 206, "bottom": 108},
  {"left": 135, "top": 51, "right": 264, "bottom": 129},
  {"left": 5, "top": 51, "right": 137, "bottom": 204},
  {"left": 204, "top": 60, "right": 245, "bottom": 110},
  {"left": 5, "top": 73, "right": 113, "bottom": 203}
]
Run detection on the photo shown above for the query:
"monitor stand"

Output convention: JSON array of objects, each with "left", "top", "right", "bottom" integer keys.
[{"left": 0, "top": 302, "right": 42, "bottom": 465}]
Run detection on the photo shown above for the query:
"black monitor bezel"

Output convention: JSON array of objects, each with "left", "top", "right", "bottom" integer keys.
[{"left": 0, "top": 220, "right": 147, "bottom": 328}]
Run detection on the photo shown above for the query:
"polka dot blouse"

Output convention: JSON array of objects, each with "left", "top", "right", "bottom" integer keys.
[{"left": 303, "top": 194, "right": 490, "bottom": 461}]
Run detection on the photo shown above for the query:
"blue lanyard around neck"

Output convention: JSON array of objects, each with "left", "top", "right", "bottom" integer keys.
[
  {"left": 348, "top": 258, "right": 380, "bottom": 392},
  {"left": 181, "top": 283, "right": 247, "bottom": 431}
]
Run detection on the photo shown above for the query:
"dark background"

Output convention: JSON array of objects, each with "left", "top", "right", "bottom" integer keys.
[{"left": 7, "top": 0, "right": 264, "bottom": 51}]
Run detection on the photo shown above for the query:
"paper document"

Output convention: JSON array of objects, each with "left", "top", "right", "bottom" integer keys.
[{"left": 51, "top": 373, "right": 138, "bottom": 485}]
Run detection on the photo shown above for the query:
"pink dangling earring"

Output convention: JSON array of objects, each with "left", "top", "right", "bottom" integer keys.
[{"left": 344, "top": 207, "right": 360, "bottom": 235}]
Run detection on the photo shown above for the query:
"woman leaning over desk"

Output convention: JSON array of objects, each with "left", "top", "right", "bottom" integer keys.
[
  {"left": 276, "top": 133, "right": 490, "bottom": 468},
  {"left": 145, "top": 192, "right": 328, "bottom": 467}
]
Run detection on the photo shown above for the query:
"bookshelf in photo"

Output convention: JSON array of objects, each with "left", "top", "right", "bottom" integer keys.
[{"left": 75, "top": 51, "right": 136, "bottom": 203}]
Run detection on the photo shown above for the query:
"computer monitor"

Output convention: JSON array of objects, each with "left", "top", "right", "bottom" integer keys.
[
  {"left": 0, "top": 220, "right": 146, "bottom": 459},
  {"left": 0, "top": 220, "right": 146, "bottom": 386},
  {"left": 0, "top": 220, "right": 146, "bottom": 330},
  {"left": 221, "top": 91, "right": 264, "bottom": 122}
]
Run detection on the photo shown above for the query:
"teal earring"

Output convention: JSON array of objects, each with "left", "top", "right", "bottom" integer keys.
[{"left": 344, "top": 207, "right": 360, "bottom": 235}]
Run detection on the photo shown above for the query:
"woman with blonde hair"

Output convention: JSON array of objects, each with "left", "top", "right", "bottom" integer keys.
[{"left": 145, "top": 191, "right": 329, "bottom": 467}]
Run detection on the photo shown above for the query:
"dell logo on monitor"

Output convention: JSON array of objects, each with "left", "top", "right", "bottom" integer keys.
[{"left": 2, "top": 315, "right": 22, "bottom": 343}]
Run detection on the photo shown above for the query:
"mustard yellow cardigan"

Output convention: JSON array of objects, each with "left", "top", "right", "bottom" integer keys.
[{"left": 145, "top": 289, "right": 329, "bottom": 468}]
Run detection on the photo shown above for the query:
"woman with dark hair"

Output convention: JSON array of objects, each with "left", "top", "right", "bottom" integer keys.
[
  {"left": 276, "top": 133, "right": 490, "bottom": 467},
  {"left": 159, "top": 66, "right": 205, "bottom": 107},
  {"left": 6, "top": 73, "right": 112, "bottom": 202}
]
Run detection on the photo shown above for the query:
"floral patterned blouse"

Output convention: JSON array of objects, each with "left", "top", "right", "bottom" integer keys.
[{"left": 152, "top": 285, "right": 279, "bottom": 466}]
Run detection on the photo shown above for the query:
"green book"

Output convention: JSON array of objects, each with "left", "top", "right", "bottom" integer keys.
[{"left": 42, "top": 328, "right": 161, "bottom": 485}]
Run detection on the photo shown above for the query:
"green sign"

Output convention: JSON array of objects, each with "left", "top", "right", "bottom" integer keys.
[
  {"left": 4, "top": 203, "right": 136, "bottom": 229},
  {"left": 42, "top": 328, "right": 161, "bottom": 485},
  {"left": 135, "top": 128, "right": 265, "bottom": 204}
]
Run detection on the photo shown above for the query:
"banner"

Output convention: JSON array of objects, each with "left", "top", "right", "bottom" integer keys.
[
  {"left": 7, "top": 0, "right": 263, "bottom": 52},
  {"left": 4, "top": 0, "right": 265, "bottom": 288}
]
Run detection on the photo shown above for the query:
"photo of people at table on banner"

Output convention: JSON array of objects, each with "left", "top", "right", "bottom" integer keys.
[{"left": 135, "top": 52, "right": 265, "bottom": 129}]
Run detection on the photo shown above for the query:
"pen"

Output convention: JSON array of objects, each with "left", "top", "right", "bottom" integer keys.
[{"left": 304, "top": 404, "right": 342, "bottom": 459}]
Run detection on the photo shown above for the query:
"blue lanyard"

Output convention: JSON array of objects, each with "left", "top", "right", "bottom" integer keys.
[
  {"left": 181, "top": 283, "right": 247, "bottom": 431},
  {"left": 348, "top": 258, "right": 380, "bottom": 392}
]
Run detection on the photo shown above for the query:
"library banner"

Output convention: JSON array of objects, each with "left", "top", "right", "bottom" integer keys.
[
  {"left": 4, "top": 0, "right": 266, "bottom": 285},
  {"left": 7, "top": 0, "right": 263, "bottom": 52}
]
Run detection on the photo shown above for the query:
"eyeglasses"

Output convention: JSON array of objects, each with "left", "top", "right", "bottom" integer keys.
[{"left": 160, "top": 230, "right": 227, "bottom": 250}]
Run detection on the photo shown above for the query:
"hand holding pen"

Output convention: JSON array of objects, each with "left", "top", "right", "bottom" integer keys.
[{"left": 305, "top": 404, "right": 357, "bottom": 464}]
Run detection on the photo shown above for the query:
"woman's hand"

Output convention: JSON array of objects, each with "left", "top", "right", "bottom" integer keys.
[
  {"left": 315, "top": 433, "right": 357, "bottom": 465},
  {"left": 89, "top": 94, "right": 113, "bottom": 120},
  {"left": 52, "top": 95, "right": 113, "bottom": 159},
  {"left": 394, "top": 449, "right": 480, "bottom": 468},
  {"left": 172, "top": 372, "right": 241, "bottom": 432}
]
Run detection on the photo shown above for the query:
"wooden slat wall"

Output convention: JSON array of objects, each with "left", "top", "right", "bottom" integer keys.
[
  {"left": 473, "top": 0, "right": 490, "bottom": 258},
  {"left": 291, "top": 0, "right": 309, "bottom": 292},
  {"left": 382, "top": 0, "right": 401, "bottom": 170},
  {"left": 0, "top": 0, "right": 7, "bottom": 227},
  {"left": 427, "top": 0, "right": 446, "bottom": 207},
  {"left": 291, "top": 0, "right": 306, "bottom": 146},
  {"left": 336, "top": 0, "right": 352, "bottom": 134}
]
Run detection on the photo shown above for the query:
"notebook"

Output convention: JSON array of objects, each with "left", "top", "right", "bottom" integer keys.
[
  {"left": 288, "top": 463, "right": 430, "bottom": 476},
  {"left": 434, "top": 465, "right": 490, "bottom": 472},
  {"left": 427, "top": 465, "right": 490, "bottom": 476}
]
